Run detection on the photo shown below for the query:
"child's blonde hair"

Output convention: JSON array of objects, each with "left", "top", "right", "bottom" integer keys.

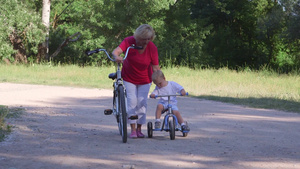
[{"left": 152, "top": 70, "right": 165, "bottom": 81}]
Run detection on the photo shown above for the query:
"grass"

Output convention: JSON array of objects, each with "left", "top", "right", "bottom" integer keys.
[
  {"left": 0, "top": 106, "right": 10, "bottom": 141},
  {"left": 0, "top": 64, "right": 299, "bottom": 113},
  {"left": 163, "top": 67, "right": 300, "bottom": 113},
  {"left": 0, "top": 64, "right": 115, "bottom": 88},
  {"left": 0, "top": 106, "right": 23, "bottom": 141}
]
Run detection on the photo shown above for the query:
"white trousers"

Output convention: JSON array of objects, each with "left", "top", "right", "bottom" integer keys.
[{"left": 124, "top": 80, "right": 151, "bottom": 125}]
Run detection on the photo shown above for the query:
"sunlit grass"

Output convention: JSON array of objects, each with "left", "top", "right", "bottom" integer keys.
[
  {"left": 0, "top": 64, "right": 299, "bottom": 113},
  {"left": 160, "top": 67, "right": 300, "bottom": 112},
  {"left": 0, "top": 64, "right": 115, "bottom": 89},
  {"left": 163, "top": 67, "right": 299, "bottom": 101}
]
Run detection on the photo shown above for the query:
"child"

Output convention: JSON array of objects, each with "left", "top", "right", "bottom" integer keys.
[{"left": 149, "top": 70, "right": 190, "bottom": 132}]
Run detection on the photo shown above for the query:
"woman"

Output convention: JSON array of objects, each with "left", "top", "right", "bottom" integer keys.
[{"left": 112, "top": 24, "right": 160, "bottom": 138}]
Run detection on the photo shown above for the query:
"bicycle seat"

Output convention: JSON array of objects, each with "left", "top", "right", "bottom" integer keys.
[
  {"left": 161, "top": 109, "right": 168, "bottom": 114},
  {"left": 128, "top": 115, "right": 138, "bottom": 120},
  {"left": 108, "top": 73, "right": 117, "bottom": 80}
]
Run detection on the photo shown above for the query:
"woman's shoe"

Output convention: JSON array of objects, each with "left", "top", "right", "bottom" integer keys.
[
  {"left": 136, "top": 130, "right": 145, "bottom": 138},
  {"left": 130, "top": 130, "right": 137, "bottom": 138}
]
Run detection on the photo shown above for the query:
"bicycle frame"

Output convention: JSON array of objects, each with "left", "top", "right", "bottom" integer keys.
[
  {"left": 111, "top": 58, "right": 125, "bottom": 118},
  {"left": 159, "top": 96, "right": 179, "bottom": 131},
  {"left": 86, "top": 45, "right": 142, "bottom": 143}
]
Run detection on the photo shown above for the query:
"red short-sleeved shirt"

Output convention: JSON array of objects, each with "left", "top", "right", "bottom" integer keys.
[{"left": 119, "top": 36, "right": 159, "bottom": 85}]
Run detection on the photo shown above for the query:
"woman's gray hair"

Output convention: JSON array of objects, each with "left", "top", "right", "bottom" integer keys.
[{"left": 134, "top": 24, "right": 156, "bottom": 41}]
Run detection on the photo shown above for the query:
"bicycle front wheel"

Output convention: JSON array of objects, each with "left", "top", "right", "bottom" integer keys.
[{"left": 118, "top": 85, "right": 127, "bottom": 143}]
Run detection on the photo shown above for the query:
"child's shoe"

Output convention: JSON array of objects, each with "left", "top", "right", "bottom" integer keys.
[
  {"left": 155, "top": 121, "right": 161, "bottom": 129},
  {"left": 130, "top": 130, "right": 137, "bottom": 138},
  {"left": 181, "top": 125, "right": 190, "bottom": 132},
  {"left": 136, "top": 130, "right": 145, "bottom": 138}
]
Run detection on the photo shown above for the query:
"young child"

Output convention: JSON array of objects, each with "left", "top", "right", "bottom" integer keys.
[{"left": 149, "top": 70, "right": 190, "bottom": 132}]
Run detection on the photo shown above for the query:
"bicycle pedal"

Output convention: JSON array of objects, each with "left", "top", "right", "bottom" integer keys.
[
  {"left": 128, "top": 115, "right": 138, "bottom": 120},
  {"left": 104, "top": 109, "right": 113, "bottom": 115}
]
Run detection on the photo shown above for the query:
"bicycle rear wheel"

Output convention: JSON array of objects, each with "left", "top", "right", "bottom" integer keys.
[{"left": 118, "top": 85, "right": 127, "bottom": 143}]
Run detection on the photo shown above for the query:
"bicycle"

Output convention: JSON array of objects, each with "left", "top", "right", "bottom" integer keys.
[
  {"left": 147, "top": 93, "right": 189, "bottom": 140},
  {"left": 86, "top": 45, "right": 142, "bottom": 143}
]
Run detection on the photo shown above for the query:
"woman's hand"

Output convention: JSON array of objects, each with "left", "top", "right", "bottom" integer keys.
[
  {"left": 152, "top": 65, "right": 160, "bottom": 72},
  {"left": 149, "top": 94, "right": 156, "bottom": 98},
  {"left": 114, "top": 56, "right": 123, "bottom": 63}
]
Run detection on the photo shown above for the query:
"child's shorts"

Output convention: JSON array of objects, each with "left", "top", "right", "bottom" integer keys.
[{"left": 158, "top": 101, "right": 178, "bottom": 111}]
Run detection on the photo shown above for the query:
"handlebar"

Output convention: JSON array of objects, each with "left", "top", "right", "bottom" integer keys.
[
  {"left": 86, "top": 44, "right": 143, "bottom": 62},
  {"left": 151, "top": 92, "right": 189, "bottom": 98}
]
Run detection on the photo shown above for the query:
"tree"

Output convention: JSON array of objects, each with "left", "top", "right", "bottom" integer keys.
[
  {"left": 41, "top": 0, "right": 51, "bottom": 60},
  {"left": 280, "top": 0, "right": 300, "bottom": 71},
  {"left": 0, "top": 0, "right": 46, "bottom": 64},
  {"left": 156, "top": 0, "right": 212, "bottom": 68},
  {"left": 194, "top": 0, "right": 260, "bottom": 68},
  {"left": 1, "top": 0, "right": 298, "bottom": 72},
  {"left": 47, "top": 0, "right": 176, "bottom": 65}
]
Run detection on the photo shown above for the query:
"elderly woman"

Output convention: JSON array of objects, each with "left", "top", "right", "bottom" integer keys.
[{"left": 112, "top": 24, "right": 160, "bottom": 138}]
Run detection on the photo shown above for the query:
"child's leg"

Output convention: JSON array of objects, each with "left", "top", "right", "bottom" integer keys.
[
  {"left": 154, "top": 104, "right": 164, "bottom": 129},
  {"left": 173, "top": 110, "right": 190, "bottom": 131},
  {"left": 172, "top": 110, "right": 184, "bottom": 125},
  {"left": 155, "top": 104, "right": 164, "bottom": 120}
]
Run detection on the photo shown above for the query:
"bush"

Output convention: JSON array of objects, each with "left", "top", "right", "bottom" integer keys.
[
  {"left": 0, "top": 106, "right": 11, "bottom": 141},
  {"left": 0, "top": 0, "right": 46, "bottom": 63}
]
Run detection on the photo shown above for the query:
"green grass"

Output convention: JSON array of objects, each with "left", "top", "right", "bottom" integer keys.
[
  {"left": 163, "top": 67, "right": 300, "bottom": 113},
  {"left": 0, "top": 64, "right": 299, "bottom": 113},
  {"left": 0, "top": 106, "right": 23, "bottom": 141},
  {"left": 0, "top": 64, "right": 115, "bottom": 88},
  {"left": 0, "top": 106, "right": 10, "bottom": 139}
]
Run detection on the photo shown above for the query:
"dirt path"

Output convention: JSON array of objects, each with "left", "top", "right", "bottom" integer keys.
[{"left": 0, "top": 83, "right": 299, "bottom": 169}]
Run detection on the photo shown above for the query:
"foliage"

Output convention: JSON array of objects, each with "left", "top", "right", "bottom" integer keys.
[
  {"left": 1, "top": 0, "right": 299, "bottom": 73},
  {"left": 0, "top": 106, "right": 10, "bottom": 141},
  {"left": 157, "top": 0, "right": 212, "bottom": 68},
  {"left": 0, "top": 105, "right": 23, "bottom": 142},
  {"left": 281, "top": 0, "right": 300, "bottom": 70},
  {"left": 46, "top": 0, "right": 176, "bottom": 66},
  {"left": 0, "top": 0, "right": 46, "bottom": 63}
]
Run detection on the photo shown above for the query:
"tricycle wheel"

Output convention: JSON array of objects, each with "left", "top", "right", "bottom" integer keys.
[
  {"left": 169, "top": 118, "right": 175, "bottom": 140},
  {"left": 183, "top": 132, "right": 188, "bottom": 137},
  {"left": 147, "top": 122, "right": 153, "bottom": 138}
]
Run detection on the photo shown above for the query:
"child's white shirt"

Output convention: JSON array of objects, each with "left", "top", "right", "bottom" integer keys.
[{"left": 151, "top": 81, "right": 184, "bottom": 106}]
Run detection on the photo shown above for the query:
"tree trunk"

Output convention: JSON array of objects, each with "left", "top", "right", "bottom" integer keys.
[{"left": 41, "top": 0, "right": 51, "bottom": 61}]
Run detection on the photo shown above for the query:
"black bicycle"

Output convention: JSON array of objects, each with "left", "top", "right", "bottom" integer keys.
[{"left": 86, "top": 45, "right": 142, "bottom": 143}]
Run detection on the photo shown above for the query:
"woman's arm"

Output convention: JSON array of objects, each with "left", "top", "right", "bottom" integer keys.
[
  {"left": 112, "top": 46, "right": 124, "bottom": 63},
  {"left": 152, "top": 64, "right": 160, "bottom": 72}
]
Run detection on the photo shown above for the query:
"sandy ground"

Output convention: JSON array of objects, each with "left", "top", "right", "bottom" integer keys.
[{"left": 0, "top": 82, "right": 299, "bottom": 169}]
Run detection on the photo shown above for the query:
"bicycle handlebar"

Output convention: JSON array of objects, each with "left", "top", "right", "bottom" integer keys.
[{"left": 86, "top": 45, "right": 143, "bottom": 62}]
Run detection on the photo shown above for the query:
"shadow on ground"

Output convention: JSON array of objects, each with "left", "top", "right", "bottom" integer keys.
[{"left": 0, "top": 91, "right": 300, "bottom": 169}]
